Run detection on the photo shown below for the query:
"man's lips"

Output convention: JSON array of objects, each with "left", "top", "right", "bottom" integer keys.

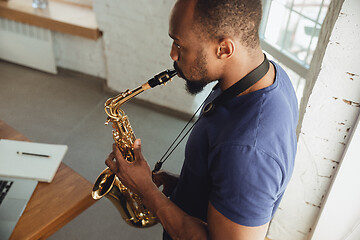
[{"left": 173, "top": 62, "right": 185, "bottom": 79}]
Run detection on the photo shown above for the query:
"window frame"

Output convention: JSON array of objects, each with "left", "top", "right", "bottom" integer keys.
[{"left": 259, "top": 0, "right": 329, "bottom": 79}]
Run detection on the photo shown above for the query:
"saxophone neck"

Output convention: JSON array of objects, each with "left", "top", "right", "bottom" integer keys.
[
  {"left": 105, "top": 84, "right": 148, "bottom": 119},
  {"left": 106, "top": 84, "right": 149, "bottom": 108},
  {"left": 104, "top": 68, "right": 177, "bottom": 119}
]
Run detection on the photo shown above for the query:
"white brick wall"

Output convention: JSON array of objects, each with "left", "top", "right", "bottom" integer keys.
[
  {"left": 268, "top": 0, "right": 360, "bottom": 239},
  {"left": 1, "top": 1, "right": 203, "bottom": 114},
  {"left": 53, "top": 32, "right": 106, "bottom": 78},
  {"left": 92, "top": 0, "right": 197, "bottom": 115}
]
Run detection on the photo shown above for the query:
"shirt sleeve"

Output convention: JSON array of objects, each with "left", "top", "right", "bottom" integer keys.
[{"left": 208, "top": 144, "right": 284, "bottom": 227}]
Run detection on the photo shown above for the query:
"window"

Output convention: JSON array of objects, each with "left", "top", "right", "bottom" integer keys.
[{"left": 260, "top": 0, "right": 331, "bottom": 102}]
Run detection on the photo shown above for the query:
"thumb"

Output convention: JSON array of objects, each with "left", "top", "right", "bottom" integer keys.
[{"left": 133, "top": 139, "right": 144, "bottom": 161}]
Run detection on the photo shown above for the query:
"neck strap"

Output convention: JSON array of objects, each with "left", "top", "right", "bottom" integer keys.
[
  {"left": 153, "top": 54, "right": 270, "bottom": 173},
  {"left": 203, "top": 53, "right": 270, "bottom": 115}
]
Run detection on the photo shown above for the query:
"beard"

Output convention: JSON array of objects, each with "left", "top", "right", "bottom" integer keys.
[
  {"left": 173, "top": 50, "right": 212, "bottom": 95},
  {"left": 185, "top": 79, "right": 208, "bottom": 95}
]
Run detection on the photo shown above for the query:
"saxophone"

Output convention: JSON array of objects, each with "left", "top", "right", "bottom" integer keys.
[{"left": 92, "top": 69, "right": 177, "bottom": 228}]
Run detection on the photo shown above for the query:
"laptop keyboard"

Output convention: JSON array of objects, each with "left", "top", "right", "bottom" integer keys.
[{"left": 0, "top": 180, "right": 14, "bottom": 205}]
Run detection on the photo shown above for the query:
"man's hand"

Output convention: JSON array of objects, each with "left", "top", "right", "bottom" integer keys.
[
  {"left": 153, "top": 170, "right": 179, "bottom": 197},
  {"left": 105, "top": 139, "right": 155, "bottom": 197}
]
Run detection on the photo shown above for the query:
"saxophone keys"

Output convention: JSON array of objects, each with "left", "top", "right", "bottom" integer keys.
[{"left": 163, "top": 79, "right": 173, "bottom": 86}]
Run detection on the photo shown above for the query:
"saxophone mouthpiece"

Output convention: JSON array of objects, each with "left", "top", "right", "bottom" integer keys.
[{"left": 147, "top": 69, "right": 177, "bottom": 88}]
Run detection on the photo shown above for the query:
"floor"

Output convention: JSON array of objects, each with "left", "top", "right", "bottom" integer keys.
[{"left": 0, "top": 60, "right": 189, "bottom": 240}]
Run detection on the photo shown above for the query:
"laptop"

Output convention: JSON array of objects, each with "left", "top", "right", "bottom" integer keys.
[{"left": 0, "top": 177, "right": 37, "bottom": 239}]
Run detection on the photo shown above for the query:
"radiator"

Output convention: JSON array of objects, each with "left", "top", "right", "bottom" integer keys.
[{"left": 0, "top": 17, "right": 57, "bottom": 74}]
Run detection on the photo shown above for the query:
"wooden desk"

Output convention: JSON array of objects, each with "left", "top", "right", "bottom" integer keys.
[{"left": 0, "top": 120, "right": 96, "bottom": 240}]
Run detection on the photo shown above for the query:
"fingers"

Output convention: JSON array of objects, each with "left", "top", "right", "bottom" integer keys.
[
  {"left": 152, "top": 171, "right": 169, "bottom": 194},
  {"left": 105, "top": 140, "right": 145, "bottom": 176},
  {"left": 106, "top": 141, "right": 141, "bottom": 174},
  {"left": 152, "top": 171, "right": 179, "bottom": 197},
  {"left": 152, "top": 171, "right": 164, "bottom": 187},
  {"left": 133, "top": 139, "right": 145, "bottom": 162},
  {"left": 112, "top": 143, "right": 124, "bottom": 161},
  {"left": 105, "top": 152, "right": 118, "bottom": 173},
  {"left": 110, "top": 139, "right": 143, "bottom": 164}
]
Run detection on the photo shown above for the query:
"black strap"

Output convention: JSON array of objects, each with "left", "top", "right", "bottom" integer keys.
[
  {"left": 203, "top": 54, "right": 270, "bottom": 115},
  {"left": 153, "top": 54, "right": 270, "bottom": 173}
]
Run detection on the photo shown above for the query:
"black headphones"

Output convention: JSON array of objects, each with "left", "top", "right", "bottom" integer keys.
[{"left": 202, "top": 54, "right": 270, "bottom": 116}]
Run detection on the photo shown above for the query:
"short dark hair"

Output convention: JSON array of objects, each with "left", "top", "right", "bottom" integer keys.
[{"left": 193, "top": 0, "right": 262, "bottom": 48}]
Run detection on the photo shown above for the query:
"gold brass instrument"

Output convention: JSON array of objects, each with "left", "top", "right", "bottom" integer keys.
[{"left": 92, "top": 69, "right": 177, "bottom": 228}]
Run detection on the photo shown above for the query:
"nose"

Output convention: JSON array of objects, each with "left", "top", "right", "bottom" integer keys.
[{"left": 170, "top": 43, "right": 179, "bottom": 61}]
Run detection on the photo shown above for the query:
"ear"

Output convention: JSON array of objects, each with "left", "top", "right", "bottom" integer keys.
[{"left": 216, "top": 38, "right": 235, "bottom": 59}]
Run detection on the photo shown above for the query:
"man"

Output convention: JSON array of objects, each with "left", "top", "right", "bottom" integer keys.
[{"left": 105, "top": 0, "right": 298, "bottom": 239}]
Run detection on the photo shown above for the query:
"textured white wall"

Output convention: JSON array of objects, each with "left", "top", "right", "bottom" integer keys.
[
  {"left": 267, "top": 0, "right": 360, "bottom": 239},
  {"left": 2, "top": 0, "right": 201, "bottom": 114},
  {"left": 92, "top": 0, "right": 196, "bottom": 115},
  {"left": 53, "top": 32, "right": 106, "bottom": 79}
]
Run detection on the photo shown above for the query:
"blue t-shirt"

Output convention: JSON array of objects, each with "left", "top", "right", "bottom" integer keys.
[{"left": 164, "top": 61, "right": 298, "bottom": 239}]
